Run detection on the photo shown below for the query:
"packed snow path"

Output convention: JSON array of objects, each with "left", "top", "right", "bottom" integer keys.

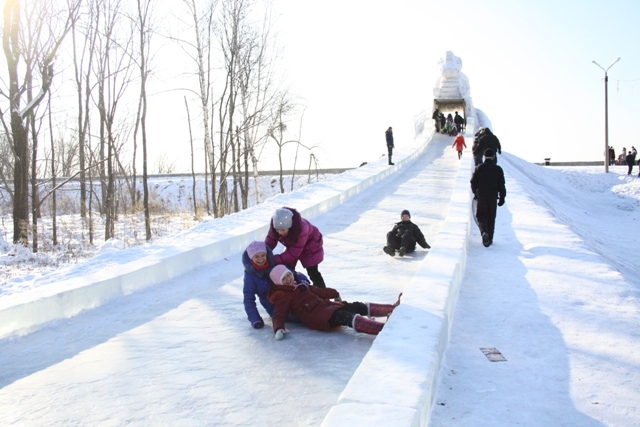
[
  {"left": 429, "top": 154, "right": 640, "bottom": 427},
  {"left": 0, "top": 134, "right": 461, "bottom": 426}
]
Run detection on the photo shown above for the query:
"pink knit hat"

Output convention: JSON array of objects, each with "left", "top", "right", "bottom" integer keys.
[
  {"left": 269, "top": 265, "right": 292, "bottom": 285},
  {"left": 246, "top": 241, "right": 267, "bottom": 259}
]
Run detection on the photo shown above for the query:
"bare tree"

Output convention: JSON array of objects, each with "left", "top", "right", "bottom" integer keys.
[
  {"left": 91, "top": 0, "right": 136, "bottom": 240},
  {"left": 268, "top": 90, "right": 296, "bottom": 193},
  {"left": 184, "top": 96, "right": 198, "bottom": 218},
  {"left": 179, "top": 0, "right": 218, "bottom": 216},
  {"left": 71, "top": 0, "right": 100, "bottom": 219},
  {"left": 132, "top": 0, "right": 154, "bottom": 240},
  {"left": 235, "top": 2, "right": 277, "bottom": 208},
  {"left": 1, "top": 0, "right": 80, "bottom": 245}
]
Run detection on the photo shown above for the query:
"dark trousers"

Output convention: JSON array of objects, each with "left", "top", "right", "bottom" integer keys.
[
  {"left": 306, "top": 265, "right": 326, "bottom": 288},
  {"left": 628, "top": 163, "right": 634, "bottom": 175},
  {"left": 476, "top": 197, "right": 498, "bottom": 240},
  {"left": 328, "top": 302, "right": 368, "bottom": 328},
  {"left": 387, "top": 145, "right": 393, "bottom": 164},
  {"left": 386, "top": 230, "right": 416, "bottom": 252}
]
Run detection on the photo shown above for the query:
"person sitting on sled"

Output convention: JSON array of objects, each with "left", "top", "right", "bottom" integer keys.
[
  {"left": 267, "top": 265, "right": 402, "bottom": 340},
  {"left": 383, "top": 209, "right": 431, "bottom": 257}
]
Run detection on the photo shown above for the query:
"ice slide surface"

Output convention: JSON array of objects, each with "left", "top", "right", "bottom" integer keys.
[{"left": 0, "top": 133, "right": 462, "bottom": 426}]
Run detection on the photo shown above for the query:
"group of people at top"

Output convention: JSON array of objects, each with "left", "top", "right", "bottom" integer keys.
[
  {"left": 432, "top": 109, "right": 465, "bottom": 136},
  {"left": 608, "top": 146, "right": 639, "bottom": 176},
  {"left": 242, "top": 207, "right": 408, "bottom": 341}
]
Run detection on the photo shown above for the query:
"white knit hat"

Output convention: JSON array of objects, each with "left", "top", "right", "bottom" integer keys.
[{"left": 272, "top": 208, "right": 293, "bottom": 229}]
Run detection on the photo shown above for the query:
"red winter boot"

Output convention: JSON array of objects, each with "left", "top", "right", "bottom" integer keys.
[
  {"left": 367, "top": 292, "right": 402, "bottom": 317},
  {"left": 352, "top": 314, "right": 384, "bottom": 335}
]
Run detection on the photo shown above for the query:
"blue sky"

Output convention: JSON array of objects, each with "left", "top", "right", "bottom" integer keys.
[{"left": 270, "top": 0, "right": 640, "bottom": 168}]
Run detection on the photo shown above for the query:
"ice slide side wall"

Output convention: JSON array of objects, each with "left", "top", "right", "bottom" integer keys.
[
  {"left": 321, "top": 125, "right": 475, "bottom": 427},
  {"left": 0, "top": 126, "right": 436, "bottom": 340}
]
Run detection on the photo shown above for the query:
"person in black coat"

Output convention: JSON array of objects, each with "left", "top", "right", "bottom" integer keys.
[
  {"left": 471, "top": 128, "right": 486, "bottom": 166},
  {"left": 473, "top": 127, "right": 502, "bottom": 166},
  {"left": 454, "top": 111, "right": 465, "bottom": 132},
  {"left": 470, "top": 148, "right": 506, "bottom": 247},
  {"left": 432, "top": 109, "right": 441, "bottom": 132},
  {"left": 385, "top": 126, "right": 394, "bottom": 165},
  {"left": 383, "top": 210, "right": 431, "bottom": 257},
  {"left": 626, "top": 151, "right": 637, "bottom": 175}
]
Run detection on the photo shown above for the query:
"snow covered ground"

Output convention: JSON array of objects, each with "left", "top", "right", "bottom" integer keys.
[{"left": 1, "top": 125, "right": 639, "bottom": 426}]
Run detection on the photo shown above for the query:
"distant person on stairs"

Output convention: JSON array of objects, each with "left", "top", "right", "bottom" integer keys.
[
  {"left": 383, "top": 210, "right": 431, "bottom": 257},
  {"left": 385, "top": 126, "right": 395, "bottom": 165},
  {"left": 470, "top": 148, "right": 506, "bottom": 247}
]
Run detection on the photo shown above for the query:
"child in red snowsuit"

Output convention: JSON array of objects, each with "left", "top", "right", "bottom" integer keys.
[
  {"left": 452, "top": 133, "right": 467, "bottom": 160},
  {"left": 266, "top": 265, "right": 401, "bottom": 340}
]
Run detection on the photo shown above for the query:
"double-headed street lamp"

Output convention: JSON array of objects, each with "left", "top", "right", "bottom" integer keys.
[{"left": 592, "top": 57, "right": 620, "bottom": 173}]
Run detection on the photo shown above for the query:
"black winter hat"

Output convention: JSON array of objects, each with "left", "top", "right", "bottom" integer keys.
[
  {"left": 401, "top": 209, "right": 411, "bottom": 218},
  {"left": 484, "top": 148, "right": 495, "bottom": 159}
]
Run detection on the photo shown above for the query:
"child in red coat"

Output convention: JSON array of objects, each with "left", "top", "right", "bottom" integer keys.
[
  {"left": 267, "top": 265, "right": 401, "bottom": 340},
  {"left": 452, "top": 133, "right": 467, "bottom": 160}
]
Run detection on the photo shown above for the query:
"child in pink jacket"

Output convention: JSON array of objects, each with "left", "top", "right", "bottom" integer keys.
[{"left": 265, "top": 207, "right": 326, "bottom": 287}]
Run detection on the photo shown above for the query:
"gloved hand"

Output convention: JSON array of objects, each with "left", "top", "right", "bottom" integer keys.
[
  {"left": 252, "top": 320, "right": 264, "bottom": 329},
  {"left": 275, "top": 329, "right": 285, "bottom": 340},
  {"left": 498, "top": 197, "right": 505, "bottom": 207}
]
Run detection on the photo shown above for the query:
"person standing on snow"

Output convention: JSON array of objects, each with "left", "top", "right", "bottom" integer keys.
[
  {"left": 383, "top": 209, "right": 431, "bottom": 257},
  {"left": 454, "top": 111, "right": 465, "bottom": 133},
  {"left": 471, "top": 127, "right": 486, "bottom": 166},
  {"left": 385, "top": 126, "right": 395, "bottom": 165},
  {"left": 470, "top": 148, "right": 506, "bottom": 247},
  {"left": 242, "top": 240, "right": 309, "bottom": 329},
  {"left": 265, "top": 207, "right": 326, "bottom": 288},
  {"left": 452, "top": 133, "right": 467, "bottom": 159},
  {"left": 609, "top": 146, "right": 616, "bottom": 166},
  {"left": 267, "top": 265, "right": 402, "bottom": 339},
  {"left": 474, "top": 128, "right": 502, "bottom": 165},
  {"left": 626, "top": 150, "right": 637, "bottom": 175},
  {"left": 432, "top": 109, "right": 441, "bottom": 132}
]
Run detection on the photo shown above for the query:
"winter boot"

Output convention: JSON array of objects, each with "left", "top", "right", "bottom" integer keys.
[
  {"left": 482, "top": 232, "right": 491, "bottom": 247},
  {"left": 398, "top": 246, "right": 407, "bottom": 257},
  {"left": 352, "top": 314, "right": 384, "bottom": 335},
  {"left": 368, "top": 292, "right": 402, "bottom": 317},
  {"left": 383, "top": 246, "right": 395, "bottom": 257}
]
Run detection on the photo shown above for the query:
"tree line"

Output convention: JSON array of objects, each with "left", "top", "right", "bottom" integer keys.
[{"left": 0, "top": 0, "right": 317, "bottom": 251}]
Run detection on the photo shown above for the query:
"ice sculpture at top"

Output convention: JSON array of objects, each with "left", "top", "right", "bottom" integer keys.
[{"left": 433, "top": 51, "right": 475, "bottom": 119}]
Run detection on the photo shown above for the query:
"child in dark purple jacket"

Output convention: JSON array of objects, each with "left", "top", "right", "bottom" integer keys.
[{"left": 265, "top": 207, "right": 326, "bottom": 288}]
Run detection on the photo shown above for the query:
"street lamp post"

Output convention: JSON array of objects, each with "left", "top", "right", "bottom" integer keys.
[{"left": 592, "top": 57, "right": 620, "bottom": 173}]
